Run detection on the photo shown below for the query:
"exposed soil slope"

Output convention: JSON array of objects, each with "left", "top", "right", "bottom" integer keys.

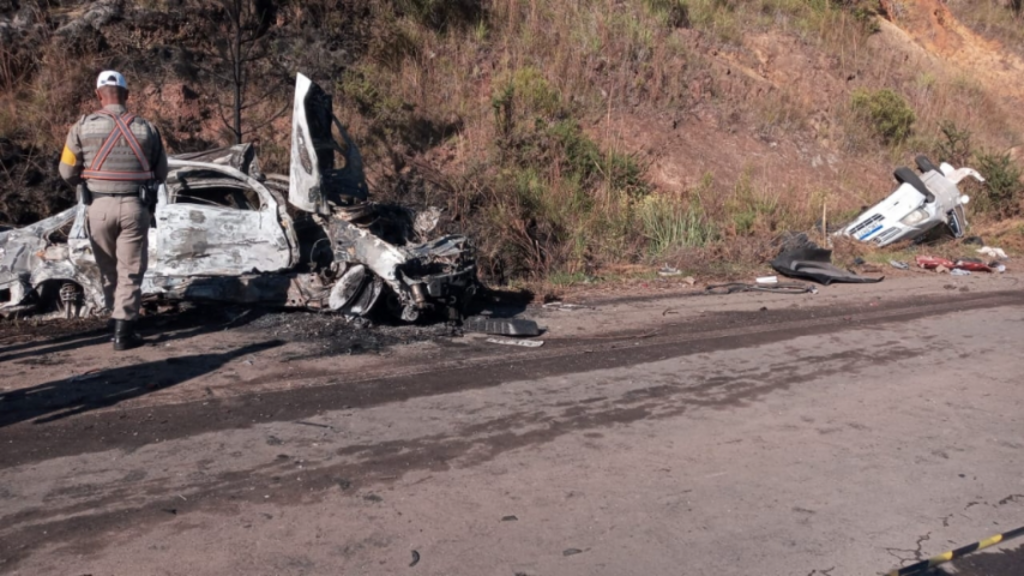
[{"left": 1, "top": 0, "right": 1021, "bottom": 277}]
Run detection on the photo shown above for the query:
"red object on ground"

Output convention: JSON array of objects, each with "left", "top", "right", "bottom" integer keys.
[
  {"left": 915, "top": 256, "right": 955, "bottom": 269},
  {"left": 954, "top": 260, "right": 993, "bottom": 272}
]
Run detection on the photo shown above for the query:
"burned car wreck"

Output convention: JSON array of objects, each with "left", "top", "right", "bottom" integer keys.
[{"left": 0, "top": 74, "right": 477, "bottom": 322}]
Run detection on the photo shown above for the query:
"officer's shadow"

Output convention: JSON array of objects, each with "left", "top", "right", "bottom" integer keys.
[
  {"left": 0, "top": 340, "right": 283, "bottom": 428},
  {"left": 0, "top": 307, "right": 269, "bottom": 364}
]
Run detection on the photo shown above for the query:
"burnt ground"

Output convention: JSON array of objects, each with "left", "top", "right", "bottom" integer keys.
[
  {"left": 241, "top": 311, "right": 458, "bottom": 360},
  {"left": 1, "top": 275, "right": 1023, "bottom": 575},
  {"left": 1, "top": 303, "right": 453, "bottom": 357}
]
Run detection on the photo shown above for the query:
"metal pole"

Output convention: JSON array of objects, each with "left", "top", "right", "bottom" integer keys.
[{"left": 886, "top": 525, "right": 1024, "bottom": 576}]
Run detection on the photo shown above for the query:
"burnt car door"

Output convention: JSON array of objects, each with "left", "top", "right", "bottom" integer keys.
[
  {"left": 147, "top": 162, "right": 294, "bottom": 277},
  {"left": 288, "top": 73, "right": 369, "bottom": 215}
]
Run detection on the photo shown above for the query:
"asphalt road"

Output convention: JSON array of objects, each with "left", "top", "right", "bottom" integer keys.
[{"left": 1, "top": 278, "right": 1023, "bottom": 575}]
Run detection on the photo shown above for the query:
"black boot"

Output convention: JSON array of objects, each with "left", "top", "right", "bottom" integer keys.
[{"left": 113, "top": 319, "right": 144, "bottom": 351}]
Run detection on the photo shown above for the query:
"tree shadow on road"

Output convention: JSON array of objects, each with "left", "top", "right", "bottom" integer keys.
[{"left": 0, "top": 340, "right": 283, "bottom": 428}]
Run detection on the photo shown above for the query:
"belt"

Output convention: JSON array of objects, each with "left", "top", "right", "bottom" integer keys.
[{"left": 91, "top": 192, "right": 138, "bottom": 199}]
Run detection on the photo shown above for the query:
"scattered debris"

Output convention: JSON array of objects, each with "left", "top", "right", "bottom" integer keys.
[
  {"left": 916, "top": 256, "right": 994, "bottom": 273},
  {"left": 486, "top": 338, "right": 545, "bottom": 348},
  {"left": 464, "top": 317, "right": 541, "bottom": 337},
  {"left": 657, "top": 265, "right": 682, "bottom": 277},
  {"left": 562, "top": 548, "right": 584, "bottom": 557},
  {"left": 756, "top": 276, "right": 778, "bottom": 284},
  {"left": 68, "top": 369, "right": 101, "bottom": 383},
  {"left": 915, "top": 256, "right": 955, "bottom": 270},
  {"left": 950, "top": 268, "right": 971, "bottom": 276},
  {"left": 838, "top": 155, "right": 983, "bottom": 247},
  {"left": 772, "top": 234, "right": 883, "bottom": 285},
  {"left": 409, "top": 550, "right": 421, "bottom": 567},
  {"left": 705, "top": 282, "right": 818, "bottom": 295},
  {"left": 953, "top": 260, "right": 991, "bottom": 273},
  {"left": 977, "top": 246, "right": 1008, "bottom": 259},
  {"left": 501, "top": 515, "right": 519, "bottom": 522},
  {"left": 542, "top": 302, "right": 590, "bottom": 311},
  {"left": 889, "top": 260, "right": 910, "bottom": 270}
]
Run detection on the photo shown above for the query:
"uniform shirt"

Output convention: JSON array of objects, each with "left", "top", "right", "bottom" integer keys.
[{"left": 59, "top": 104, "right": 169, "bottom": 194}]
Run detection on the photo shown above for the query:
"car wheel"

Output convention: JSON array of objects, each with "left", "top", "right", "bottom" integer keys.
[
  {"left": 328, "top": 264, "right": 367, "bottom": 311},
  {"left": 894, "top": 167, "right": 935, "bottom": 203},
  {"left": 35, "top": 280, "right": 85, "bottom": 319},
  {"left": 915, "top": 155, "right": 939, "bottom": 174}
]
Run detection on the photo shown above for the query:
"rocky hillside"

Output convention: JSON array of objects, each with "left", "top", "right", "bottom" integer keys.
[{"left": 1, "top": 0, "right": 1022, "bottom": 281}]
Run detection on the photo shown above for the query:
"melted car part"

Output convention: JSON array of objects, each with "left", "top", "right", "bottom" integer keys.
[
  {"left": 771, "top": 236, "right": 883, "bottom": 286},
  {"left": 463, "top": 316, "right": 542, "bottom": 337},
  {"left": 771, "top": 249, "right": 883, "bottom": 285}
]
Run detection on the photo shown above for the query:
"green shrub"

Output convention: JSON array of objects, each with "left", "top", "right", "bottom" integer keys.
[
  {"left": 725, "top": 171, "right": 789, "bottom": 236},
  {"left": 975, "top": 150, "right": 1023, "bottom": 217},
  {"left": 638, "top": 193, "right": 718, "bottom": 255},
  {"left": 936, "top": 120, "right": 972, "bottom": 166},
  {"left": 390, "top": 0, "right": 483, "bottom": 31},
  {"left": 644, "top": 0, "right": 691, "bottom": 28},
  {"left": 850, "top": 88, "right": 916, "bottom": 146}
]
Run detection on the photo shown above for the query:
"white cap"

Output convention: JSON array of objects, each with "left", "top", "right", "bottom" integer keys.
[{"left": 96, "top": 70, "right": 128, "bottom": 90}]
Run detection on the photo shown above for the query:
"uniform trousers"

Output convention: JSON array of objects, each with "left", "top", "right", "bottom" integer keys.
[{"left": 87, "top": 195, "right": 149, "bottom": 321}]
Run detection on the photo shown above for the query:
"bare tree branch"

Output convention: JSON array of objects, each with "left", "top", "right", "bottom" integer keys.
[{"left": 241, "top": 104, "right": 290, "bottom": 139}]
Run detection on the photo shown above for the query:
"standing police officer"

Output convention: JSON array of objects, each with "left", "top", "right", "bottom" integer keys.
[{"left": 59, "top": 70, "right": 168, "bottom": 350}]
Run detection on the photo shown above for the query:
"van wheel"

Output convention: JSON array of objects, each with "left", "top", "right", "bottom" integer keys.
[{"left": 916, "top": 155, "right": 939, "bottom": 174}]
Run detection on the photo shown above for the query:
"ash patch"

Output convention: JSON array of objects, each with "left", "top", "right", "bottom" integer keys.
[
  {"left": 0, "top": 316, "right": 108, "bottom": 346},
  {"left": 242, "top": 311, "right": 456, "bottom": 359}
]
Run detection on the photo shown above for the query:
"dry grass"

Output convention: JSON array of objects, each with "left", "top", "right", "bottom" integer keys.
[
  {"left": 1, "top": 0, "right": 1021, "bottom": 283},
  {"left": 946, "top": 0, "right": 1024, "bottom": 58}
]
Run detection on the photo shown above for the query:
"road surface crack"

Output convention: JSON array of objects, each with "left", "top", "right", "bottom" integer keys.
[
  {"left": 997, "top": 494, "right": 1024, "bottom": 506},
  {"left": 884, "top": 532, "right": 932, "bottom": 566},
  {"left": 913, "top": 532, "right": 932, "bottom": 560}
]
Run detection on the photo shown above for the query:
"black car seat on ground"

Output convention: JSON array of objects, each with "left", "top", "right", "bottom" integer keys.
[
  {"left": 770, "top": 233, "right": 884, "bottom": 286},
  {"left": 894, "top": 166, "right": 935, "bottom": 203}
]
